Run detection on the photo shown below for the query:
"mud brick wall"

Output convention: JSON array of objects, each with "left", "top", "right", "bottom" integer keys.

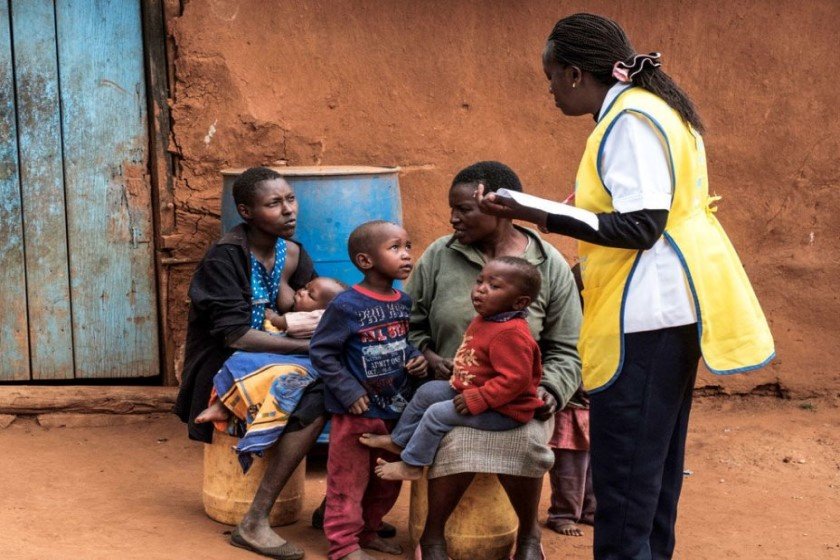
[{"left": 160, "top": 0, "right": 839, "bottom": 395}]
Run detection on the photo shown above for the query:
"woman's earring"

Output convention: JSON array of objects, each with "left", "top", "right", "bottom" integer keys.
[{"left": 572, "top": 82, "right": 577, "bottom": 89}]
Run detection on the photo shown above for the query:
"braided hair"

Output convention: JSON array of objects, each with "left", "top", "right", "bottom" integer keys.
[{"left": 547, "top": 13, "right": 704, "bottom": 133}]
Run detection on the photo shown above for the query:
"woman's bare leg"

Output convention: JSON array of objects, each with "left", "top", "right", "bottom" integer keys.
[
  {"left": 498, "top": 474, "right": 544, "bottom": 560},
  {"left": 237, "top": 415, "right": 327, "bottom": 549},
  {"left": 419, "top": 472, "right": 475, "bottom": 559}
]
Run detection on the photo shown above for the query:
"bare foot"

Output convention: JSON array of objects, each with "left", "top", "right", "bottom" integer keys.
[
  {"left": 374, "top": 458, "right": 423, "bottom": 481},
  {"left": 359, "top": 433, "right": 402, "bottom": 455},
  {"left": 363, "top": 536, "right": 403, "bottom": 555},
  {"left": 547, "top": 520, "right": 584, "bottom": 537},
  {"left": 195, "top": 401, "right": 230, "bottom": 424},
  {"left": 338, "top": 550, "right": 377, "bottom": 560}
]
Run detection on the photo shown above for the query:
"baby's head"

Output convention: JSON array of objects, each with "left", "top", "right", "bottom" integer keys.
[
  {"left": 347, "top": 220, "right": 413, "bottom": 281},
  {"left": 471, "top": 256, "right": 541, "bottom": 318},
  {"left": 293, "top": 277, "right": 347, "bottom": 312}
]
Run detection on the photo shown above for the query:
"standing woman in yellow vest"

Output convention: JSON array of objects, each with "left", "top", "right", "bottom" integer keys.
[{"left": 477, "top": 13, "right": 774, "bottom": 560}]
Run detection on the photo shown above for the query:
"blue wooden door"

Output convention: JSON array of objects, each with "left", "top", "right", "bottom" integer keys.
[{"left": 0, "top": 0, "right": 158, "bottom": 380}]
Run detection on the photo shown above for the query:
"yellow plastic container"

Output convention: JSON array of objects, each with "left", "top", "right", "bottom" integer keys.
[
  {"left": 409, "top": 472, "right": 518, "bottom": 560},
  {"left": 203, "top": 431, "right": 305, "bottom": 526}
]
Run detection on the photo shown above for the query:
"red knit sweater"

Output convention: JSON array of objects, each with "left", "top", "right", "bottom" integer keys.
[{"left": 449, "top": 315, "right": 544, "bottom": 423}]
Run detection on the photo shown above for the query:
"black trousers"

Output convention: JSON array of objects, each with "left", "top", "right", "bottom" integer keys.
[{"left": 589, "top": 324, "right": 701, "bottom": 560}]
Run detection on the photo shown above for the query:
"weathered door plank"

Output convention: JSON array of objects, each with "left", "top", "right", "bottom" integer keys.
[
  {"left": 0, "top": 2, "right": 30, "bottom": 381},
  {"left": 11, "top": 0, "right": 74, "bottom": 380},
  {"left": 56, "top": 0, "right": 158, "bottom": 378}
]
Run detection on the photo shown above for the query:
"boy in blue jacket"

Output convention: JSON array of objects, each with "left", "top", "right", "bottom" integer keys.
[{"left": 311, "top": 220, "right": 427, "bottom": 560}]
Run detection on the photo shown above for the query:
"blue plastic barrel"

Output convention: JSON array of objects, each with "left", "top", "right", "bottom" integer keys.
[
  {"left": 220, "top": 166, "right": 403, "bottom": 444},
  {"left": 221, "top": 166, "right": 402, "bottom": 286}
]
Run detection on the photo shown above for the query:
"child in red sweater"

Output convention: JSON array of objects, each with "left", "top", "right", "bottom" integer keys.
[{"left": 361, "top": 256, "right": 544, "bottom": 481}]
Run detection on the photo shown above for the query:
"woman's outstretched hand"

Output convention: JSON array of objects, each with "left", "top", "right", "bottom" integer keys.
[{"left": 474, "top": 183, "right": 548, "bottom": 229}]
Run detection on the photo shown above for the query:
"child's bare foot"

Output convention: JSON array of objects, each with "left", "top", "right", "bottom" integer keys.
[
  {"left": 363, "top": 537, "right": 403, "bottom": 555},
  {"left": 358, "top": 433, "right": 402, "bottom": 455},
  {"left": 195, "top": 401, "right": 229, "bottom": 424},
  {"left": 338, "top": 550, "right": 376, "bottom": 560},
  {"left": 374, "top": 458, "right": 423, "bottom": 481},
  {"left": 547, "top": 520, "right": 584, "bottom": 536}
]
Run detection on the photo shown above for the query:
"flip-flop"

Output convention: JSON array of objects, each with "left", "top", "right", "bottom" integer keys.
[
  {"left": 230, "top": 527, "right": 305, "bottom": 560},
  {"left": 415, "top": 543, "right": 453, "bottom": 560}
]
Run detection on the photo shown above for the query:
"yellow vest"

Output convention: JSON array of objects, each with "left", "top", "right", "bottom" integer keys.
[{"left": 575, "top": 87, "right": 774, "bottom": 392}]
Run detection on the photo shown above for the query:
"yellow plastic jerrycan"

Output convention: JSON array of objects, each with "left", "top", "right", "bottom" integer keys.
[
  {"left": 410, "top": 472, "right": 518, "bottom": 560},
  {"left": 202, "top": 430, "right": 305, "bottom": 526}
]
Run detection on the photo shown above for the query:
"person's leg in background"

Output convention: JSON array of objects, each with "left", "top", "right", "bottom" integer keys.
[{"left": 547, "top": 448, "right": 588, "bottom": 536}]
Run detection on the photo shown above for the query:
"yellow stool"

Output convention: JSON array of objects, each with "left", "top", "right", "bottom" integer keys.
[
  {"left": 409, "top": 472, "right": 518, "bottom": 560},
  {"left": 202, "top": 430, "right": 305, "bottom": 526}
]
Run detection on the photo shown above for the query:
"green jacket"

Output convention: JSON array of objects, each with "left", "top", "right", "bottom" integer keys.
[{"left": 406, "top": 227, "right": 582, "bottom": 408}]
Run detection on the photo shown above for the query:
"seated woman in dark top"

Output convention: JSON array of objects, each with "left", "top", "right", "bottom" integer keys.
[{"left": 174, "top": 166, "right": 322, "bottom": 560}]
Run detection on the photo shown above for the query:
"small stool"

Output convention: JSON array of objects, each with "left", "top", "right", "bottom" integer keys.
[
  {"left": 409, "top": 472, "right": 518, "bottom": 560},
  {"left": 202, "top": 430, "right": 305, "bottom": 526}
]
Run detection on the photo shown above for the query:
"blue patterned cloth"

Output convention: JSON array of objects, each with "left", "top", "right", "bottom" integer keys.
[
  {"left": 249, "top": 238, "right": 287, "bottom": 330},
  {"left": 213, "top": 352, "right": 317, "bottom": 472}
]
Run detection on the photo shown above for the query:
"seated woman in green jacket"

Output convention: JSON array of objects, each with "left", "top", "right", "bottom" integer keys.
[{"left": 407, "top": 161, "right": 582, "bottom": 560}]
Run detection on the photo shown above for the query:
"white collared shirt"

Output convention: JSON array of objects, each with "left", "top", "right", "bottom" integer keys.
[{"left": 598, "top": 83, "right": 696, "bottom": 333}]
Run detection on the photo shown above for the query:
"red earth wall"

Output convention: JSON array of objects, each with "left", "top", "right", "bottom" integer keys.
[{"left": 162, "top": 0, "right": 839, "bottom": 395}]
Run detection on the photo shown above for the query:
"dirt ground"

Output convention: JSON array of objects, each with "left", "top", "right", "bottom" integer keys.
[{"left": 1, "top": 397, "right": 838, "bottom": 560}]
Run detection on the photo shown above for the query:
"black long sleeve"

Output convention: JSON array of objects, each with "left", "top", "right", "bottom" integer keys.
[{"left": 545, "top": 208, "right": 669, "bottom": 250}]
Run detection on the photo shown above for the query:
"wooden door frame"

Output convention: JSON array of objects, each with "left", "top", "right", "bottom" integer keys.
[{"left": 140, "top": 0, "right": 177, "bottom": 386}]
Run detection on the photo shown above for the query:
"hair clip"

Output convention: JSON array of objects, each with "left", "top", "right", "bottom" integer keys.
[{"left": 612, "top": 52, "right": 662, "bottom": 83}]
